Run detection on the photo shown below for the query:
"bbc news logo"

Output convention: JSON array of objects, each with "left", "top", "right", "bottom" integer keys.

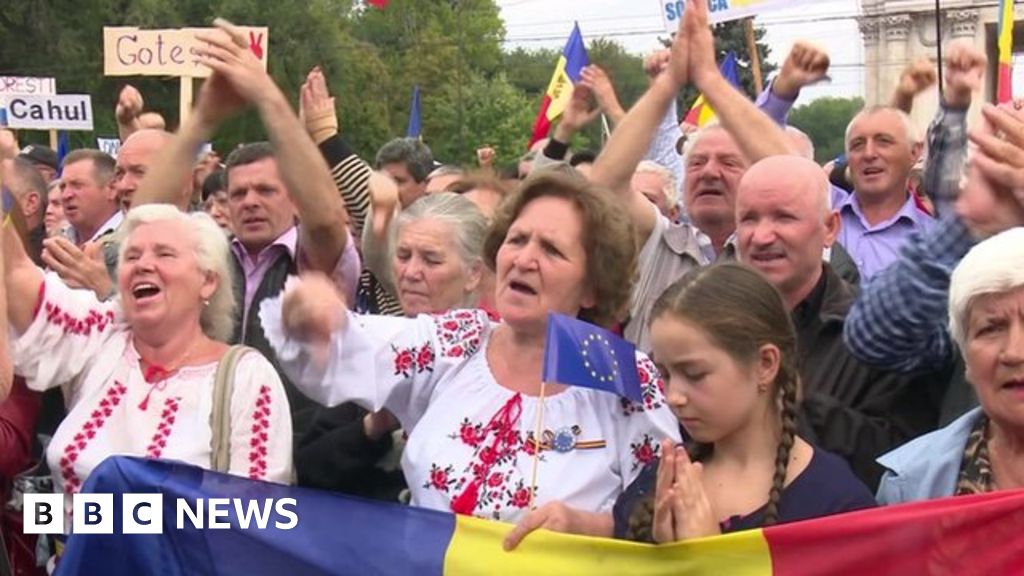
[{"left": 24, "top": 494, "right": 298, "bottom": 534}]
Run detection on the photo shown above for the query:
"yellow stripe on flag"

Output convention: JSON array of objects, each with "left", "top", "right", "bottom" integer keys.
[
  {"left": 999, "top": 0, "right": 1014, "bottom": 65},
  {"left": 544, "top": 55, "right": 574, "bottom": 122},
  {"left": 443, "top": 514, "right": 774, "bottom": 576}
]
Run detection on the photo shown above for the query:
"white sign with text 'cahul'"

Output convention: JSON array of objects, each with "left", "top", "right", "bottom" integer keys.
[{"left": 5, "top": 94, "right": 94, "bottom": 131}]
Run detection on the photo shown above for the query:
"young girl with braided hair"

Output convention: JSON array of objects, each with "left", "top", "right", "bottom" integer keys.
[{"left": 613, "top": 263, "right": 875, "bottom": 542}]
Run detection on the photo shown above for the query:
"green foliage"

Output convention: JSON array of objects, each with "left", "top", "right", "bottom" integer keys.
[
  {"left": 428, "top": 72, "right": 535, "bottom": 165},
  {"left": 789, "top": 96, "right": 865, "bottom": 163}
]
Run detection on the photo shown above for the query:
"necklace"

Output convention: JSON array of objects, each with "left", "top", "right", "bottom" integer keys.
[{"left": 136, "top": 338, "right": 203, "bottom": 411}]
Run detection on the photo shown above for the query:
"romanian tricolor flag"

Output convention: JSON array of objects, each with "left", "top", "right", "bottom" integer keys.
[
  {"left": 61, "top": 457, "right": 1024, "bottom": 575},
  {"left": 997, "top": 0, "right": 1015, "bottom": 103},
  {"left": 684, "top": 52, "right": 742, "bottom": 127},
  {"left": 527, "top": 23, "right": 589, "bottom": 148}
]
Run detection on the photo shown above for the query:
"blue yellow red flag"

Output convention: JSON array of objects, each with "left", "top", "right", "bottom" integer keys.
[{"left": 527, "top": 23, "right": 588, "bottom": 148}]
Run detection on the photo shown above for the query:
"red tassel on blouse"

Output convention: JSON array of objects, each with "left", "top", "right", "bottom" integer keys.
[
  {"left": 449, "top": 393, "right": 523, "bottom": 516},
  {"left": 138, "top": 364, "right": 171, "bottom": 411}
]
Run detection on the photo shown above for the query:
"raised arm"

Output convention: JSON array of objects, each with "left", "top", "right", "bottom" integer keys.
[
  {"left": 889, "top": 58, "right": 937, "bottom": 115},
  {"left": 685, "top": 0, "right": 791, "bottom": 162},
  {"left": 129, "top": 93, "right": 212, "bottom": 210},
  {"left": 755, "top": 40, "right": 831, "bottom": 126},
  {"left": 590, "top": 40, "right": 686, "bottom": 242},
  {"left": 302, "top": 67, "right": 372, "bottom": 241},
  {"left": 0, "top": 186, "right": 12, "bottom": 400},
  {"left": 3, "top": 216, "right": 45, "bottom": 336},
  {"left": 196, "top": 23, "right": 349, "bottom": 274},
  {"left": 924, "top": 39, "right": 985, "bottom": 216}
]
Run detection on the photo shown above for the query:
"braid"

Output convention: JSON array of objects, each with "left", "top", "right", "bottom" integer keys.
[
  {"left": 625, "top": 494, "right": 656, "bottom": 543},
  {"left": 763, "top": 370, "right": 799, "bottom": 526}
]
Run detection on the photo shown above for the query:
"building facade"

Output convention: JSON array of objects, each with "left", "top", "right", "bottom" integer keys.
[{"left": 860, "top": 0, "right": 1020, "bottom": 132}]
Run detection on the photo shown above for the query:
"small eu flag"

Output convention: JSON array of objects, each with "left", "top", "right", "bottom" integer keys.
[{"left": 542, "top": 313, "right": 643, "bottom": 402}]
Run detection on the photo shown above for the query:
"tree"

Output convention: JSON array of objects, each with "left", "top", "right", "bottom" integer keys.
[
  {"left": 789, "top": 96, "right": 864, "bottom": 163},
  {"left": 428, "top": 72, "right": 535, "bottom": 166}
]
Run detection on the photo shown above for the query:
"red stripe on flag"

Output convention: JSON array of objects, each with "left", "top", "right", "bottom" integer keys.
[
  {"left": 998, "top": 62, "right": 1013, "bottom": 104},
  {"left": 528, "top": 94, "right": 554, "bottom": 149},
  {"left": 765, "top": 490, "right": 1024, "bottom": 575},
  {"left": 683, "top": 102, "right": 704, "bottom": 127},
  {"left": 366, "top": 0, "right": 388, "bottom": 8}
]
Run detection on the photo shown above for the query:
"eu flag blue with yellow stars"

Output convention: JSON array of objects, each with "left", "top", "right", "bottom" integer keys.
[{"left": 542, "top": 313, "right": 643, "bottom": 402}]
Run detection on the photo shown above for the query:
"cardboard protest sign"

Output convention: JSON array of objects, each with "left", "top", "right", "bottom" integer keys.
[{"left": 103, "top": 26, "right": 269, "bottom": 77}]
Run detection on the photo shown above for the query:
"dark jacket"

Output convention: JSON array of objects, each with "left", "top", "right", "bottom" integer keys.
[
  {"left": 795, "top": 264, "right": 946, "bottom": 490},
  {"left": 295, "top": 403, "right": 405, "bottom": 501},
  {"left": 229, "top": 251, "right": 319, "bottom": 439}
]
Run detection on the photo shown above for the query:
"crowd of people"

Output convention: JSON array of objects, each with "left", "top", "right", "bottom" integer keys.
[{"left": 1, "top": 0, "right": 1023, "bottom": 572}]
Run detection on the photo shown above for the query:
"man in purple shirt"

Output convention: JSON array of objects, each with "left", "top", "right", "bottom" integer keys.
[
  {"left": 755, "top": 43, "right": 934, "bottom": 283},
  {"left": 841, "top": 107, "right": 934, "bottom": 281},
  {"left": 132, "top": 22, "right": 359, "bottom": 437}
]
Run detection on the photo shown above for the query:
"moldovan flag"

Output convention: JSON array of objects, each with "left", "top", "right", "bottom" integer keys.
[
  {"left": 684, "top": 52, "right": 742, "bottom": 127},
  {"left": 997, "top": 0, "right": 1015, "bottom": 103},
  {"left": 60, "top": 457, "right": 1024, "bottom": 575},
  {"left": 527, "top": 23, "right": 588, "bottom": 148}
]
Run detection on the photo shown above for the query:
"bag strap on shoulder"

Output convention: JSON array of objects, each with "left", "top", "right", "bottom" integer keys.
[{"left": 210, "top": 345, "right": 254, "bottom": 473}]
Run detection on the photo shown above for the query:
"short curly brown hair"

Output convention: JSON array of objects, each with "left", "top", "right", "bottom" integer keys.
[{"left": 482, "top": 171, "right": 637, "bottom": 329}]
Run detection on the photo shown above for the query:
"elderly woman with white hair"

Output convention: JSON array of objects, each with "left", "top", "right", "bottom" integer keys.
[
  {"left": 876, "top": 227, "right": 1024, "bottom": 503},
  {"left": 1, "top": 204, "right": 292, "bottom": 511},
  {"left": 363, "top": 184, "right": 489, "bottom": 318}
]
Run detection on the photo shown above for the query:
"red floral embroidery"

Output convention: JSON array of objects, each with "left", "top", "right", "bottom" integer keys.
[
  {"left": 43, "top": 300, "right": 115, "bottom": 337},
  {"left": 479, "top": 447, "right": 498, "bottom": 465},
  {"left": 487, "top": 472, "right": 504, "bottom": 488},
  {"left": 452, "top": 418, "right": 483, "bottom": 447},
  {"left": 449, "top": 394, "right": 524, "bottom": 519},
  {"left": 630, "top": 434, "right": 660, "bottom": 472},
  {"left": 424, "top": 463, "right": 456, "bottom": 493},
  {"left": 621, "top": 357, "right": 667, "bottom": 415},
  {"left": 60, "top": 381, "right": 127, "bottom": 494},
  {"left": 507, "top": 480, "right": 533, "bottom": 509},
  {"left": 247, "top": 385, "right": 272, "bottom": 480},
  {"left": 394, "top": 348, "right": 415, "bottom": 376},
  {"left": 145, "top": 397, "right": 181, "bottom": 458},
  {"left": 392, "top": 343, "right": 435, "bottom": 378},
  {"left": 416, "top": 345, "right": 435, "bottom": 371},
  {"left": 433, "top": 310, "right": 485, "bottom": 358}
]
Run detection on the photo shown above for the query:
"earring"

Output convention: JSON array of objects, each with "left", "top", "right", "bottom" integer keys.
[{"left": 203, "top": 299, "right": 210, "bottom": 307}]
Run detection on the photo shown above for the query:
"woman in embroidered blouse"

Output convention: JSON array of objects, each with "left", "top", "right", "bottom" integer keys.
[
  {"left": 616, "top": 264, "right": 875, "bottom": 542},
  {"left": 262, "top": 172, "right": 680, "bottom": 543},
  {"left": 2, "top": 204, "right": 292, "bottom": 512},
  {"left": 877, "top": 228, "right": 1024, "bottom": 504}
]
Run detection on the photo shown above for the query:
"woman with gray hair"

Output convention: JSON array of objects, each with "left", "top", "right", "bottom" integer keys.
[
  {"left": 1, "top": 204, "right": 292, "bottom": 517},
  {"left": 364, "top": 181, "right": 489, "bottom": 318},
  {"left": 876, "top": 227, "right": 1024, "bottom": 504}
]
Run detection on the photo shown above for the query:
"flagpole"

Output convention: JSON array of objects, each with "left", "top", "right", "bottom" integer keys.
[
  {"left": 743, "top": 18, "right": 764, "bottom": 94},
  {"left": 934, "top": 0, "right": 943, "bottom": 92},
  {"left": 528, "top": 380, "right": 547, "bottom": 510}
]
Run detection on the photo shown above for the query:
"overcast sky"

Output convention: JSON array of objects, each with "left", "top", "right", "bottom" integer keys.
[{"left": 498, "top": 0, "right": 864, "bottom": 102}]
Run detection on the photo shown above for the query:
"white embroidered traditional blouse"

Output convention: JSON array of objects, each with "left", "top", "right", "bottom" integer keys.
[
  {"left": 260, "top": 302, "right": 681, "bottom": 523},
  {"left": 12, "top": 274, "right": 293, "bottom": 513}
]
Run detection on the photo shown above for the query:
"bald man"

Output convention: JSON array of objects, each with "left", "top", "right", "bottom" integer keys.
[
  {"left": 115, "top": 129, "right": 177, "bottom": 210},
  {"left": 735, "top": 155, "right": 943, "bottom": 489}
]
